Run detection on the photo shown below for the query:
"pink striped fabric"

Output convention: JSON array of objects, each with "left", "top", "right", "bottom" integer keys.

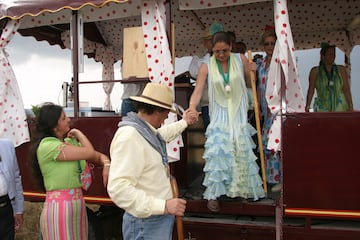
[{"left": 40, "top": 188, "right": 88, "bottom": 240}]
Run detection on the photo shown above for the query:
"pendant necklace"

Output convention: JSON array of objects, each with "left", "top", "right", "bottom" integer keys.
[
  {"left": 216, "top": 58, "right": 231, "bottom": 93},
  {"left": 325, "top": 64, "right": 335, "bottom": 88}
]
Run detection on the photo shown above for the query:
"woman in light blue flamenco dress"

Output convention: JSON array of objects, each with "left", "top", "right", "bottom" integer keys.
[{"left": 188, "top": 31, "right": 265, "bottom": 212}]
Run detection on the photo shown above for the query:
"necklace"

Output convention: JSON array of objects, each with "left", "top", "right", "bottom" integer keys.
[
  {"left": 324, "top": 64, "right": 335, "bottom": 88},
  {"left": 216, "top": 58, "right": 231, "bottom": 93}
]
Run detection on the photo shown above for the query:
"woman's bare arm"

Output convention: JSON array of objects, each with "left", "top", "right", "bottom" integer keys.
[
  {"left": 189, "top": 63, "right": 208, "bottom": 111},
  {"left": 305, "top": 67, "right": 317, "bottom": 112}
]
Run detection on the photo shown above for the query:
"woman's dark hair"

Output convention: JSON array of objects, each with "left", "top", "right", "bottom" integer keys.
[
  {"left": 211, "top": 31, "right": 232, "bottom": 47},
  {"left": 227, "top": 31, "right": 236, "bottom": 44},
  {"left": 30, "top": 102, "right": 63, "bottom": 191},
  {"left": 320, "top": 43, "right": 335, "bottom": 56},
  {"left": 319, "top": 42, "right": 336, "bottom": 66}
]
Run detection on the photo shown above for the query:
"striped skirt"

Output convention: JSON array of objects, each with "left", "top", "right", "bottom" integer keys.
[{"left": 40, "top": 188, "right": 88, "bottom": 240}]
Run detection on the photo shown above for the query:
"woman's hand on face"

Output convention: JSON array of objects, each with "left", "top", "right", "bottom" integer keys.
[
  {"left": 66, "top": 128, "right": 86, "bottom": 141},
  {"left": 66, "top": 128, "right": 80, "bottom": 139}
]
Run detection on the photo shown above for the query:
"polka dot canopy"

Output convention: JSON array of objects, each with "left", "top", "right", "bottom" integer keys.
[{"left": 1, "top": 0, "right": 358, "bottom": 58}]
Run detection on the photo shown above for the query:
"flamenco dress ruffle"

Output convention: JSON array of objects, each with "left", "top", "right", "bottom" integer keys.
[{"left": 202, "top": 105, "right": 265, "bottom": 201}]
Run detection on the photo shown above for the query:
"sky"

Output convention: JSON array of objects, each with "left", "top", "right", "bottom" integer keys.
[{"left": 6, "top": 33, "right": 360, "bottom": 112}]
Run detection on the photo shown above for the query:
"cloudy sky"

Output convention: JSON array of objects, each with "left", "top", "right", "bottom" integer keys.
[{"left": 7, "top": 33, "right": 360, "bottom": 112}]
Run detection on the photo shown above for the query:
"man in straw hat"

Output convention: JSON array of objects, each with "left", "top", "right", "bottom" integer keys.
[{"left": 107, "top": 83, "right": 198, "bottom": 240}]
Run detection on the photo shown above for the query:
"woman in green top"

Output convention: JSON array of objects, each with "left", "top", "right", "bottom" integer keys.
[
  {"left": 305, "top": 42, "right": 353, "bottom": 112},
  {"left": 30, "top": 103, "right": 110, "bottom": 240}
]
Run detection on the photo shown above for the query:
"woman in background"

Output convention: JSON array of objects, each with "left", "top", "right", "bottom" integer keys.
[
  {"left": 305, "top": 42, "right": 353, "bottom": 112},
  {"left": 31, "top": 102, "right": 110, "bottom": 240},
  {"left": 256, "top": 28, "right": 281, "bottom": 192}
]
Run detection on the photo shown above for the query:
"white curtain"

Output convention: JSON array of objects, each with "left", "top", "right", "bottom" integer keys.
[
  {"left": 95, "top": 45, "right": 115, "bottom": 110},
  {"left": 141, "top": 0, "right": 183, "bottom": 162},
  {"left": 0, "top": 20, "right": 30, "bottom": 147}
]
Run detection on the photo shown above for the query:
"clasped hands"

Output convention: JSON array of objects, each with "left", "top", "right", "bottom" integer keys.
[{"left": 182, "top": 108, "right": 200, "bottom": 125}]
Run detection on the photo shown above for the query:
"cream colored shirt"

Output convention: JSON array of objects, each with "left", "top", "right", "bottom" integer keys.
[{"left": 108, "top": 119, "right": 187, "bottom": 218}]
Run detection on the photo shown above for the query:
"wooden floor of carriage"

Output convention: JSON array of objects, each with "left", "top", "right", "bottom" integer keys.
[{"left": 177, "top": 184, "right": 360, "bottom": 240}]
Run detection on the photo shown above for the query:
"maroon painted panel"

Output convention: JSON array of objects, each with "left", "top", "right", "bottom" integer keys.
[
  {"left": 282, "top": 112, "right": 360, "bottom": 211},
  {"left": 70, "top": 116, "right": 121, "bottom": 198},
  {"left": 16, "top": 141, "right": 39, "bottom": 198},
  {"left": 284, "top": 225, "right": 360, "bottom": 240},
  {"left": 185, "top": 199, "right": 275, "bottom": 216},
  {"left": 180, "top": 220, "right": 276, "bottom": 240}
]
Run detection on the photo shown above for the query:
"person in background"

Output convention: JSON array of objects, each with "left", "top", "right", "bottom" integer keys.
[
  {"left": 189, "top": 23, "right": 224, "bottom": 130},
  {"left": 253, "top": 54, "right": 263, "bottom": 63},
  {"left": 227, "top": 31, "right": 236, "bottom": 47},
  {"left": 256, "top": 28, "right": 281, "bottom": 193},
  {"left": 232, "top": 41, "right": 256, "bottom": 125},
  {"left": 305, "top": 42, "right": 353, "bottom": 112},
  {"left": 119, "top": 59, "right": 147, "bottom": 116},
  {"left": 30, "top": 102, "right": 111, "bottom": 240},
  {"left": 232, "top": 41, "right": 247, "bottom": 54},
  {"left": 107, "top": 83, "right": 198, "bottom": 240},
  {"left": 188, "top": 31, "right": 265, "bottom": 212},
  {"left": 0, "top": 138, "right": 24, "bottom": 240},
  {"left": 120, "top": 82, "right": 146, "bottom": 116},
  {"left": 119, "top": 57, "right": 147, "bottom": 117}
]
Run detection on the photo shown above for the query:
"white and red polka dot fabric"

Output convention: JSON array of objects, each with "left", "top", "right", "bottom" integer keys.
[
  {"left": 2, "top": 0, "right": 358, "bottom": 58},
  {"left": 141, "top": 0, "right": 182, "bottom": 162},
  {"left": 175, "top": 0, "right": 360, "bottom": 56},
  {"left": 266, "top": 0, "right": 305, "bottom": 152},
  {"left": 0, "top": 20, "right": 30, "bottom": 147},
  {"left": 141, "top": 0, "right": 174, "bottom": 86}
]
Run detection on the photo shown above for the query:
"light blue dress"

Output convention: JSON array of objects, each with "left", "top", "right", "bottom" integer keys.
[{"left": 202, "top": 53, "right": 265, "bottom": 201}]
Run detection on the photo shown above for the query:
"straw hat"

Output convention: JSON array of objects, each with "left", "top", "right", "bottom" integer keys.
[
  {"left": 130, "top": 83, "right": 176, "bottom": 113},
  {"left": 202, "top": 27, "right": 212, "bottom": 40}
]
